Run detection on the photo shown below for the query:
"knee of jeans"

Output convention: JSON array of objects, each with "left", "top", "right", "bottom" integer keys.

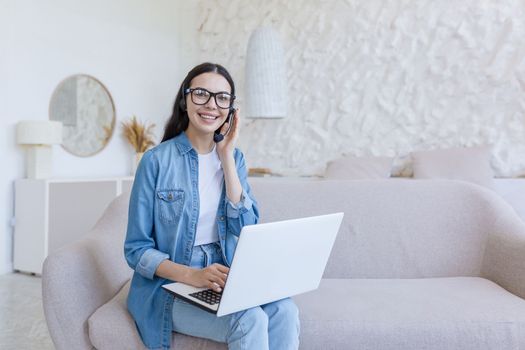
[
  {"left": 236, "top": 307, "right": 269, "bottom": 333},
  {"left": 268, "top": 298, "right": 300, "bottom": 322}
]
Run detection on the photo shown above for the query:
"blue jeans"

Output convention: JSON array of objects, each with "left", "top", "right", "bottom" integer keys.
[{"left": 172, "top": 242, "right": 300, "bottom": 350}]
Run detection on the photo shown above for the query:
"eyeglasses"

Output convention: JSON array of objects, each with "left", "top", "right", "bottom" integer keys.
[{"left": 184, "top": 87, "right": 235, "bottom": 109}]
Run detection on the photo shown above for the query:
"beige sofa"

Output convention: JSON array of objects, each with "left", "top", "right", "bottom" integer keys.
[{"left": 42, "top": 179, "right": 525, "bottom": 349}]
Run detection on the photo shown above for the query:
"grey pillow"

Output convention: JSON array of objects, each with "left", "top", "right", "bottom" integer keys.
[
  {"left": 411, "top": 146, "right": 494, "bottom": 189},
  {"left": 325, "top": 156, "right": 393, "bottom": 180}
]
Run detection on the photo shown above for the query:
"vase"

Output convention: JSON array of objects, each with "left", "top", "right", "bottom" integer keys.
[{"left": 131, "top": 152, "right": 144, "bottom": 175}]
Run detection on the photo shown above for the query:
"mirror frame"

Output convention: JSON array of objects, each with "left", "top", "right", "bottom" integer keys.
[{"left": 49, "top": 74, "right": 116, "bottom": 157}]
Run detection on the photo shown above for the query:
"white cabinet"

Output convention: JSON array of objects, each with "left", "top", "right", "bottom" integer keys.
[{"left": 14, "top": 177, "right": 134, "bottom": 274}]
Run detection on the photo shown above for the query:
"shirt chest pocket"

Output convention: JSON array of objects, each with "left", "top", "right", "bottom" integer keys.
[{"left": 156, "top": 189, "right": 184, "bottom": 224}]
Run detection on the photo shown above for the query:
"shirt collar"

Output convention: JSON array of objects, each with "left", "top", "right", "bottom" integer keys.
[{"left": 172, "top": 131, "right": 193, "bottom": 155}]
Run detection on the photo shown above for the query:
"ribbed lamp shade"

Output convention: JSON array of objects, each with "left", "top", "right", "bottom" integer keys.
[
  {"left": 16, "top": 120, "right": 62, "bottom": 145},
  {"left": 245, "top": 26, "right": 287, "bottom": 119}
]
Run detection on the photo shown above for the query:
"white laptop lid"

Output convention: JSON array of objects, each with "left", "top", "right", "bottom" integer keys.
[{"left": 217, "top": 212, "right": 343, "bottom": 317}]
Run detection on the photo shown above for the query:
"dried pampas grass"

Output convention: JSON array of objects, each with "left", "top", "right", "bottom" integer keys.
[{"left": 121, "top": 116, "right": 156, "bottom": 153}]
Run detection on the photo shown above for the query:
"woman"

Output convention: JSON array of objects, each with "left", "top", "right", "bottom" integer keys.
[{"left": 124, "top": 62, "right": 300, "bottom": 350}]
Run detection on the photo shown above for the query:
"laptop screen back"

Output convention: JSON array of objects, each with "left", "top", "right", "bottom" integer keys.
[{"left": 217, "top": 212, "right": 344, "bottom": 317}]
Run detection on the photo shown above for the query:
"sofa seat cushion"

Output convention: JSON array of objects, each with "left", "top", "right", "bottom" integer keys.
[
  {"left": 294, "top": 277, "right": 525, "bottom": 350},
  {"left": 89, "top": 277, "right": 525, "bottom": 350},
  {"left": 88, "top": 280, "right": 226, "bottom": 350}
]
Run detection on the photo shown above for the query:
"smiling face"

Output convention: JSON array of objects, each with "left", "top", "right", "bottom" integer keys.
[{"left": 185, "top": 72, "right": 232, "bottom": 138}]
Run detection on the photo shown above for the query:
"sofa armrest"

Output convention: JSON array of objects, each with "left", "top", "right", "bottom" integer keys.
[
  {"left": 42, "top": 193, "right": 132, "bottom": 350},
  {"left": 42, "top": 231, "right": 131, "bottom": 350},
  {"left": 481, "top": 214, "right": 525, "bottom": 300}
]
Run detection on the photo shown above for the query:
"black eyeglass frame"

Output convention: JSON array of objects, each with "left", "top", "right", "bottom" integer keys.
[{"left": 184, "top": 87, "right": 236, "bottom": 109}]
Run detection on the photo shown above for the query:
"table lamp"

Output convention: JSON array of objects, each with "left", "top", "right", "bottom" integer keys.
[{"left": 16, "top": 120, "right": 63, "bottom": 179}]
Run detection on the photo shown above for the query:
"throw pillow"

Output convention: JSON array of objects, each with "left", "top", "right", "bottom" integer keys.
[{"left": 411, "top": 145, "right": 494, "bottom": 189}]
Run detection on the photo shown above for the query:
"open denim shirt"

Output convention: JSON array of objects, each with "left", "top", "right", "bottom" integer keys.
[{"left": 124, "top": 132, "right": 259, "bottom": 350}]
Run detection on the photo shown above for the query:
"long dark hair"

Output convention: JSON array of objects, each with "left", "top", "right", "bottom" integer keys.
[{"left": 161, "top": 62, "right": 236, "bottom": 142}]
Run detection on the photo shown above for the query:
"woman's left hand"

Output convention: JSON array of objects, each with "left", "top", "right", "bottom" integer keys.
[{"left": 216, "top": 108, "right": 240, "bottom": 159}]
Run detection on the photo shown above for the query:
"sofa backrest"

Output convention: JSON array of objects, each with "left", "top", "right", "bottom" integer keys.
[{"left": 249, "top": 179, "right": 506, "bottom": 279}]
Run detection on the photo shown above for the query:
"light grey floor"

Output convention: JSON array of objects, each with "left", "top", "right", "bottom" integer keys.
[{"left": 0, "top": 273, "right": 54, "bottom": 350}]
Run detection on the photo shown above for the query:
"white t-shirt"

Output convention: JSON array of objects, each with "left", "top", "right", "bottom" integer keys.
[{"left": 194, "top": 146, "right": 224, "bottom": 246}]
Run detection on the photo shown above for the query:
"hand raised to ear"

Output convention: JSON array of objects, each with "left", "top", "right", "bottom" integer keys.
[{"left": 217, "top": 108, "right": 240, "bottom": 160}]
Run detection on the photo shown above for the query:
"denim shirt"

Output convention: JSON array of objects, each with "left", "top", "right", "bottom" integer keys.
[{"left": 124, "top": 132, "right": 259, "bottom": 350}]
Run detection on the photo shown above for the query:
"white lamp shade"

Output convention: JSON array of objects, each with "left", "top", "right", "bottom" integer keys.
[
  {"left": 16, "top": 120, "right": 63, "bottom": 145},
  {"left": 245, "top": 26, "right": 287, "bottom": 119}
]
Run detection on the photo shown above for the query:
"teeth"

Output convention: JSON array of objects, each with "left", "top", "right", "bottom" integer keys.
[{"left": 199, "top": 114, "right": 218, "bottom": 120}]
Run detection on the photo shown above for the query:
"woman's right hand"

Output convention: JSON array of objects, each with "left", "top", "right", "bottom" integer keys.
[{"left": 186, "top": 263, "right": 229, "bottom": 292}]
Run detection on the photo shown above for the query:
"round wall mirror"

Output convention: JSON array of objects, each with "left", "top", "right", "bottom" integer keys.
[{"left": 49, "top": 74, "right": 115, "bottom": 157}]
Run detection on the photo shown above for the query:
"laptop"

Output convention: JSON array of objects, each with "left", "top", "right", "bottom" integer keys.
[{"left": 162, "top": 212, "right": 344, "bottom": 317}]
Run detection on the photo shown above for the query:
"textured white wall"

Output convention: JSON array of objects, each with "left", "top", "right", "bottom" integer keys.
[{"left": 196, "top": 0, "right": 525, "bottom": 177}]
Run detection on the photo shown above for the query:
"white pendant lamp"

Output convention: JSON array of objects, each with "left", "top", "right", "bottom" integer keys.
[{"left": 245, "top": 26, "right": 287, "bottom": 119}]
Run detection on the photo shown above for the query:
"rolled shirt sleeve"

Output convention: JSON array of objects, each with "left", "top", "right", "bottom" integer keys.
[
  {"left": 226, "top": 189, "right": 254, "bottom": 219},
  {"left": 136, "top": 248, "right": 170, "bottom": 280}
]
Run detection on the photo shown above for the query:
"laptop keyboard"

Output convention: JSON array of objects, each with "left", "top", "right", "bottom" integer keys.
[{"left": 189, "top": 289, "right": 223, "bottom": 305}]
